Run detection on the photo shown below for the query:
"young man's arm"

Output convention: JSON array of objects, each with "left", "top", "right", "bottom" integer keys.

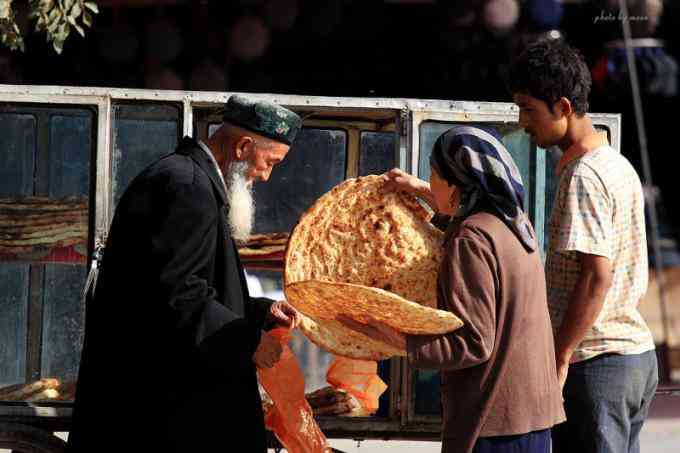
[
  {"left": 555, "top": 253, "right": 613, "bottom": 387},
  {"left": 551, "top": 170, "right": 615, "bottom": 388}
]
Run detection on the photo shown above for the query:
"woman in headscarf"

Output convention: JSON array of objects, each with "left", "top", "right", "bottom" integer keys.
[{"left": 345, "top": 125, "right": 565, "bottom": 453}]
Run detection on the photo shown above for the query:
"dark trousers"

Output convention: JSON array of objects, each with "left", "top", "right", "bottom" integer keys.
[
  {"left": 552, "top": 350, "right": 658, "bottom": 453},
  {"left": 472, "top": 429, "right": 550, "bottom": 453}
]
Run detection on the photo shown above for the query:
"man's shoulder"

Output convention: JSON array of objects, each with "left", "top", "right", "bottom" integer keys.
[
  {"left": 572, "top": 146, "right": 635, "bottom": 179},
  {"left": 144, "top": 151, "right": 214, "bottom": 191},
  {"left": 559, "top": 147, "right": 621, "bottom": 190},
  {"left": 144, "top": 153, "right": 194, "bottom": 183}
]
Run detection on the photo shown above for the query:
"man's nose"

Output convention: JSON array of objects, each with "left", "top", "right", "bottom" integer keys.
[{"left": 261, "top": 168, "right": 273, "bottom": 182}]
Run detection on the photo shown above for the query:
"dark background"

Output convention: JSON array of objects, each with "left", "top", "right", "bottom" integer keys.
[{"left": 2, "top": 0, "right": 679, "bottom": 240}]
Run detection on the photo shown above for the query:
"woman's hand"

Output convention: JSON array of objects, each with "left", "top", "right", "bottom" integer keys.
[
  {"left": 382, "top": 168, "right": 427, "bottom": 194},
  {"left": 381, "top": 168, "right": 436, "bottom": 211},
  {"left": 336, "top": 314, "right": 407, "bottom": 350}
]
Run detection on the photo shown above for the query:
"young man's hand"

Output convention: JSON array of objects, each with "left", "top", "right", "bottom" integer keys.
[
  {"left": 556, "top": 358, "right": 569, "bottom": 390},
  {"left": 267, "top": 300, "right": 301, "bottom": 329},
  {"left": 252, "top": 331, "right": 283, "bottom": 369}
]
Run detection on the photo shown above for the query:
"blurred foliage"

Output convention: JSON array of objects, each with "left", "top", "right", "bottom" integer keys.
[{"left": 0, "top": 0, "right": 99, "bottom": 54}]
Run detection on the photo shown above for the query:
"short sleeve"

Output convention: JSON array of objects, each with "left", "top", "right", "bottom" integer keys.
[{"left": 552, "top": 172, "right": 613, "bottom": 259}]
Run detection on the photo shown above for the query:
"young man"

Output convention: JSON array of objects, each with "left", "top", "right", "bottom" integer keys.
[
  {"left": 509, "top": 39, "right": 658, "bottom": 453},
  {"left": 67, "top": 95, "right": 303, "bottom": 453}
]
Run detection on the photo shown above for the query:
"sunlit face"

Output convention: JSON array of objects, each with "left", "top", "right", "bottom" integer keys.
[
  {"left": 429, "top": 167, "right": 458, "bottom": 216},
  {"left": 239, "top": 141, "right": 290, "bottom": 184},
  {"left": 513, "top": 93, "right": 568, "bottom": 148}
]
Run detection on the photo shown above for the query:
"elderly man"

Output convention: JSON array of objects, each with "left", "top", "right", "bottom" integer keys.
[{"left": 67, "top": 95, "right": 303, "bottom": 453}]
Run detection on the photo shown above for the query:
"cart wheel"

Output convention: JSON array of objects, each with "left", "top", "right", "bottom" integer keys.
[{"left": 0, "top": 423, "right": 66, "bottom": 453}]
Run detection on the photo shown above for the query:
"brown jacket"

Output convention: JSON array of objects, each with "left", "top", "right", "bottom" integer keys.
[{"left": 407, "top": 211, "right": 565, "bottom": 453}]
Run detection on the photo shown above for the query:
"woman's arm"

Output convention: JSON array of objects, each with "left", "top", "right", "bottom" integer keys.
[
  {"left": 382, "top": 168, "right": 437, "bottom": 212},
  {"left": 408, "top": 236, "right": 497, "bottom": 370}
]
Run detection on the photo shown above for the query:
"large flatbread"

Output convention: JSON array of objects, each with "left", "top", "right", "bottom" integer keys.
[
  {"left": 288, "top": 280, "right": 462, "bottom": 335},
  {"left": 284, "top": 175, "right": 453, "bottom": 360},
  {"left": 285, "top": 175, "right": 443, "bottom": 308},
  {"left": 299, "top": 314, "right": 405, "bottom": 361}
]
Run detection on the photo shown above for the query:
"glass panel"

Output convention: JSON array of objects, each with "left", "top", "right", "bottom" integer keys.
[
  {"left": 112, "top": 104, "right": 180, "bottom": 207},
  {"left": 0, "top": 105, "right": 94, "bottom": 402},
  {"left": 0, "top": 112, "right": 35, "bottom": 391},
  {"left": 418, "top": 121, "right": 530, "bottom": 208},
  {"left": 413, "top": 369, "right": 441, "bottom": 416},
  {"left": 38, "top": 112, "right": 92, "bottom": 384},
  {"left": 40, "top": 265, "right": 86, "bottom": 381},
  {"left": 48, "top": 114, "right": 92, "bottom": 198},
  {"left": 0, "top": 264, "right": 29, "bottom": 388},
  {"left": 253, "top": 128, "right": 347, "bottom": 234},
  {"left": 0, "top": 113, "right": 36, "bottom": 196},
  {"left": 359, "top": 131, "right": 396, "bottom": 176}
]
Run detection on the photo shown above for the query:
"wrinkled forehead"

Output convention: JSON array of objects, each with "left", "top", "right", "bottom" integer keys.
[{"left": 252, "top": 140, "right": 290, "bottom": 160}]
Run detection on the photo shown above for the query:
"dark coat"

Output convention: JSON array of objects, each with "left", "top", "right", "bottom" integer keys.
[{"left": 67, "top": 137, "right": 272, "bottom": 453}]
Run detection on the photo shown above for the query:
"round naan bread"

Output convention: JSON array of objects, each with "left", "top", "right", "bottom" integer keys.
[
  {"left": 285, "top": 175, "right": 444, "bottom": 308},
  {"left": 287, "top": 280, "right": 463, "bottom": 335},
  {"left": 299, "top": 314, "right": 406, "bottom": 361},
  {"left": 283, "top": 175, "right": 457, "bottom": 360}
]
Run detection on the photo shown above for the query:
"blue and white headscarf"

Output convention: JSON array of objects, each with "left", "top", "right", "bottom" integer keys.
[{"left": 430, "top": 125, "right": 537, "bottom": 252}]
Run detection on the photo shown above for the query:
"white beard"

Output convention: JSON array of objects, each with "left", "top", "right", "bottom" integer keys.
[{"left": 225, "top": 161, "right": 255, "bottom": 242}]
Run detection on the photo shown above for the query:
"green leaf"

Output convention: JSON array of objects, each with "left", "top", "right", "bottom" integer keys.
[
  {"left": 82, "top": 10, "right": 91, "bottom": 27},
  {"left": 67, "top": 15, "right": 75, "bottom": 26},
  {"left": 64, "top": 0, "right": 74, "bottom": 11},
  {"left": 47, "top": 22, "right": 59, "bottom": 34},
  {"left": 40, "top": 0, "right": 54, "bottom": 9},
  {"left": 53, "top": 37, "right": 64, "bottom": 54},
  {"left": 70, "top": 2, "right": 81, "bottom": 18},
  {"left": 48, "top": 7, "right": 60, "bottom": 22},
  {"left": 84, "top": 1, "right": 98, "bottom": 14},
  {"left": 47, "top": 16, "right": 59, "bottom": 33},
  {"left": 72, "top": 21, "right": 83, "bottom": 37}
]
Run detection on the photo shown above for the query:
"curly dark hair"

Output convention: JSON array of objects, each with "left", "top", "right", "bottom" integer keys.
[{"left": 508, "top": 39, "right": 592, "bottom": 116}]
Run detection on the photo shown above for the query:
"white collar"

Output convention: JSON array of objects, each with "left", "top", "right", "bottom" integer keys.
[{"left": 197, "top": 140, "right": 227, "bottom": 190}]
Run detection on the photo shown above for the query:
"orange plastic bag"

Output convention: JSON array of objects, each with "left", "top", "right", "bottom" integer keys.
[
  {"left": 326, "top": 356, "right": 388, "bottom": 415},
  {"left": 258, "top": 328, "right": 330, "bottom": 453}
]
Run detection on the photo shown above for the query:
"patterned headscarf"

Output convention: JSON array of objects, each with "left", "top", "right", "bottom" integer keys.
[{"left": 430, "top": 125, "right": 537, "bottom": 252}]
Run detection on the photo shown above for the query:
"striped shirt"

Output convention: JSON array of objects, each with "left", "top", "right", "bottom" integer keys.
[{"left": 546, "top": 132, "right": 655, "bottom": 362}]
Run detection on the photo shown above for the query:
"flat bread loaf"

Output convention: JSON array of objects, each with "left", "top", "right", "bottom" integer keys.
[
  {"left": 285, "top": 175, "right": 443, "bottom": 308},
  {"left": 299, "top": 314, "right": 405, "bottom": 361},
  {"left": 283, "top": 176, "right": 460, "bottom": 360},
  {"left": 288, "top": 280, "right": 463, "bottom": 335}
]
